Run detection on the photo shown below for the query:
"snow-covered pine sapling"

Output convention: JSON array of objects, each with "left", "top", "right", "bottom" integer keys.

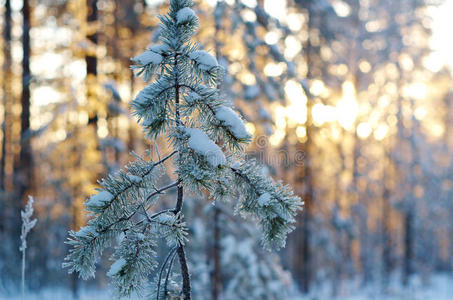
[
  {"left": 20, "top": 196, "right": 37, "bottom": 300},
  {"left": 63, "top": 0, "right": 302, "bottom": 298}
]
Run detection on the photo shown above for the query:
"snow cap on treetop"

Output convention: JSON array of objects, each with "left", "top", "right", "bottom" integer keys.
[{"left": 177, "top": 7, "right": 198, "bottom": 25}]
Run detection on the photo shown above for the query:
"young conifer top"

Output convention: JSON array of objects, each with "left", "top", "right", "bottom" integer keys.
[{"left": 63, "top": 0, "right": 302, "bottom": 298}]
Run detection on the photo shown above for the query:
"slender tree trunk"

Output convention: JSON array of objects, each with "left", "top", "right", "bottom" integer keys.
[
  {"left": 381, "top": 170, "right": 391, "bottom": 289},
  {"left": 86, "top": 0, "right": 98, "bottom": 129},
  {"left": 297, "top": 5, "right": 314, "bottom": 293},
  {"left": 1, "top": 0, "right": 12, "bottom": 190},
  {"left": 210, "top": 8, "right": 223, "bottom": 298},
  {"left": 403, "top": 113, "right": 418, "bottom": 286},
  {"left": 403, "top": 210, "right": 413, "bottom": 285},
  {"left": 15, "top": 0, "right": 33, "bottom": 201},
  {"left": 210, "top": 207, "right": 222, "bottom": 300}
]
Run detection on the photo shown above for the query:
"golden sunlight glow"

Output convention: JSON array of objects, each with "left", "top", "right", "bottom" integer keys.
[
  {"left": 359, "top": 60, "right": 371, "bottom": 73},
  {"left": 269, "top": 80, "right": 309, "bottom": 146},
  {"left": 310, "top": 80, "right": 327, "bottom": 97},
  {"left": 423, "top": 52, "right": 444, "bottom": 73},
  {"left": 357, "top": 122, "right": 372, "bottom": 139},
  {"left": 274, "top": 105, "right": 287, "bottom": 129},
  {"left": 245, "top": 122, "right": 256, "bottom": 136},
  {"left": 238, "top": 72, "right": 256, "bottom": 85},
  {"left": 402, "top": 82, "right": 427, "bottom": 100},
  {"left": 287, "top": 13, "right": 304, "bottom": 31},
  {"left": 331, "top": 0, "right": 351, "bottom": 17},
  {"left": 427, "top": 123, "right": 444, "bottom": 138},
  {"left": 264, "top": 0, "right": 287, "bottom": 20},
  {"left": 296, "top": 126, "right": 306, "bottom": 138},
  {"left": 270, "top": 128, "right": 286, "bottom": 146},
  {"left": 331, "top": 125, "right": 342, "bottom": 142},
  {"left": 312, "top": 103, "right": 336, "bottom": 126},
  {"left": 414, "top": 106, "right": 427, "bottom": 120},
  {"left": 285, "top": 36, "right": 302, "bottom": 59},
  {"left": 430, "top": 1, "right": 453, "bottom": 70},
  {"left": 264, "top": 31, "right": 280, "bottom": 44},
  {"left": 336, "top": 81, "right": 358, "bottom": 131},
  {"left": 284, "top": 80, "right": 307, "bottom": 126},
  {"left": 264, "top": 63, "right": 285, "bottom": 77},
  {"left": 374, "top": 123, "right": 389, "bottom": 141},
  {"left": 32, "top": 86, "right": 61, "bottom": 105}
]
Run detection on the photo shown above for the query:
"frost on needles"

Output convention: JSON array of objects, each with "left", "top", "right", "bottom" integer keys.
[{"left": 63, "top": 0, "right": 302, "bottom": 298}]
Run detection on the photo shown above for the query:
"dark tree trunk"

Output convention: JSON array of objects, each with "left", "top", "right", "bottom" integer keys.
[
  {"left": 298, "top": 5, "right": 314, "bottom": 293},
  {"left": 210, "top": 207, "right": 222, "bottom": 300},
  {"left": 1, "top": 0, "right": 12, "bottom": 190},
  {"left": 86, "top": 0, "right": 98, "bottom": 128},
  {"left": 403, "top": 210, "right": 414, "bottom": 285},
  {"left": 15, "top": 0, "right": 33, "bottom": 200},
  {"left": 382, "top": 177, "right": 391, "bottom": 289}
]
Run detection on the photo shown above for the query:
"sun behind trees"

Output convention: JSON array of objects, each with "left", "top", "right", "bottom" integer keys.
[{"left": 63, "top": 0, "right": 302, "bottom": 298}]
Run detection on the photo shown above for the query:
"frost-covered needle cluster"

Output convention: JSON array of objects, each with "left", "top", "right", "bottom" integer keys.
[{"left": 63, "top": 0, "right": 302, "bottom": 298}]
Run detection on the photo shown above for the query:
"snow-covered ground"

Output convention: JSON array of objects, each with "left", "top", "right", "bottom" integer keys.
[
  {"left": 296, "top": 273, "right": 453, "bottom": 300},
  {"left": 1, "top": 273, "right": 452, "bottom": 300}
]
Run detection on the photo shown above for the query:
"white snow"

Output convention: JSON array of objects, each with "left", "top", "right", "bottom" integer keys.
[
  {"left": 189, "top": 50, "right": 218, "bottom": 71},
  {"left": 87, "top": 191, "right": 114, "bottom": 206},
  {"left": 107, "top": 258, "right": 127, "bottom": 277},
  {"left": 257, "top": 192, "right": 272, "bottom": 207},
  {"left": 133, "top": 89, "right": 148, "bottom": 105},
  {"left": 185, "top": 128, "right": 226, "bottom": 167},
  {"left": 176, "top": 7, "right": 197, "bottom": 24},
  {"left": 126, "top": 173, "right": 143, "bottom": 184},
  {"left": 3, "top": 273, "right": 453, "bottom": 300},
  {"left": 87, "top": 190, "right": 114, "bottom": 207},
  {"left": 215, "top": 106, "right": 251, "bottom": 140},
  {"left": 149, "top": 44, "right": 170, "bottom": 54},
  {"left": 132, "top": 50, "right": 162, "bottom": 66},
  {"left": 75, "top": 225, "right": 98, "bottom": 238}
]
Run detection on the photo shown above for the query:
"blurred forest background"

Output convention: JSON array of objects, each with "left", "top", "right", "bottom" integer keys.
[{"left": 1, "top": 0, "right": 453, "bottom": 299}]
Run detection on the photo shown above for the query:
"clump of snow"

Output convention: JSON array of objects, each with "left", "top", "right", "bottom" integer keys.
[
  {"left": 185, "top": 128, "right": 226, "bottom": 167},
  {"left": 176, "top": 7, "right": 198, "bottom": 25},
  {"left": 87, "top": 191, "right": 114, "bottom": 207},
  {"left": 133, "top": 89, "right": 148, "bottom": 106},
  {"left": 76, "top": 225, "right": 98, "bottom": 238},
  {"left": 185, "top": 91, "right": 202, "bottom": 104},
  {"left": 215, "top": 106, "right": 251, "bottom": 140},
  {"left": 107, "top": 258, "right": 127, "bottom": 277},
  {"left": 149, "top": 44, "right": 170, "bottom": 54},
  {"left": 132, "top": 50, "right": 163, "bottom": 66},
  {"left": 257, "top": 192, "right": 272, "bottom": 207},
  {"left": 126, "top": 173, "right": 142, "bottom": 184},
  {"left": 189, "top": 50, "right": 218, "bottom": 71}
]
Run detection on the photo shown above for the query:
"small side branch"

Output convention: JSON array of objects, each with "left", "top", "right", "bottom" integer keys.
[
  {"left": 176, "top": 244, "right": 191, "bottom": 299},
  {"left": 146, "top": 180, "right": 181, "bottom": 202}
]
